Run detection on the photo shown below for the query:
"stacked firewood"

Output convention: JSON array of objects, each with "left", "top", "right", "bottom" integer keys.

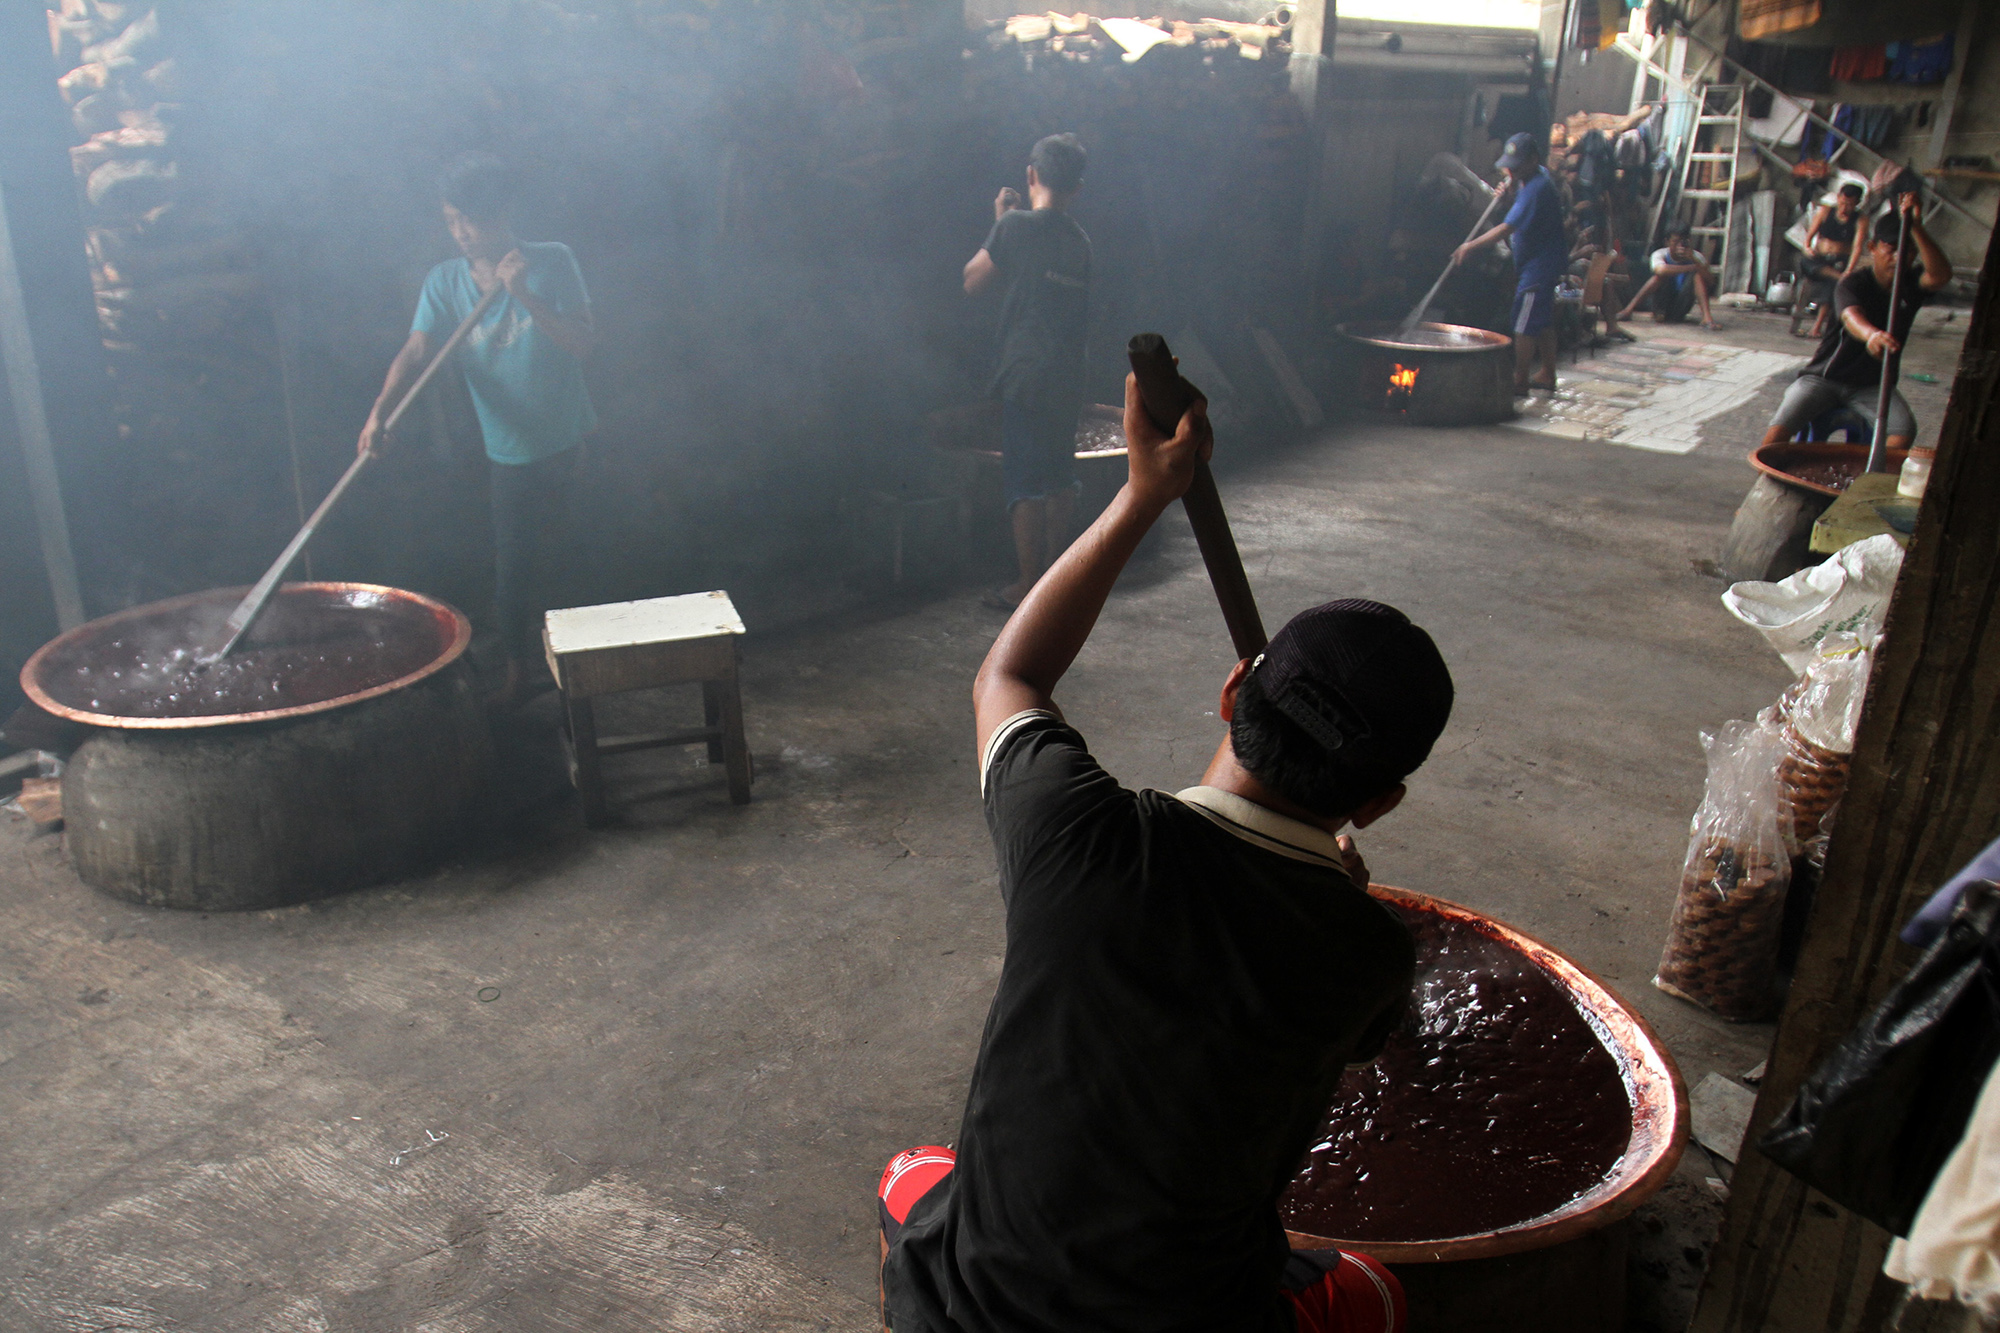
[
  {"left": 50, "top": 1, "right": 283, "bottom": 596},
  {"left": 51, "top": 2, "right": 262, "bottom": 353},
  {"left": 979, "top": 9, "right": 1295, "bottom": 66}
]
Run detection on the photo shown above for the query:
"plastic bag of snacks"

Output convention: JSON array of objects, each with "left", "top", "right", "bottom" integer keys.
[
  {"left": 1657, "top": 718, "right": 1793, "bottom": 1021},
  {"left": 1774, "top": 634, "right": 1875, "bottom": 864}
]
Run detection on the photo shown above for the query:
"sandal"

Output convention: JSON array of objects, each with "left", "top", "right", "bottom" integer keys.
[{"left": 1608, "top": 327, "right": 1636, "bottom": 342}]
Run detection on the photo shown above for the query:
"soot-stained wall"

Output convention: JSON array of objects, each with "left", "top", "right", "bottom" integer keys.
[
  {"left": 51, "top": 0, "right": 970, "bottom": 622},
  {"left": 45, "top": 0, "right": 1329, "bottom": 632}
]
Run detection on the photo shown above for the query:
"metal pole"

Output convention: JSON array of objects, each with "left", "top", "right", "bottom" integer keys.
[
  {"left": 1866, "top": 206, "right": 1911, "bottom": 474},
  {"left": 0, "top": 174, "right": 85, "bottom": 630}
]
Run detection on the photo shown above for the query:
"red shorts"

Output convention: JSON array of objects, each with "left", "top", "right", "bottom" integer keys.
[{"left": 878, "top": 1147, "right": 1406, "bottom": 1333}]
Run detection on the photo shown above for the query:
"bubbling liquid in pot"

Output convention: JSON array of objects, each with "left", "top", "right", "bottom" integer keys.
[
  {"left": 1281, "top": 905, "right": 1633, "bottom": 1243},
  {"left": 34, "top": 589, "right": 449, "bottom": 721}
]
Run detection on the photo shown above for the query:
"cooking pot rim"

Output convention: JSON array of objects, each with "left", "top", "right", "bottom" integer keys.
[
  {"left": 1285, "top": 884, "right": 1688, "bottom": 1264},
  {"left": 20, "top": 582, "right": 473, "bottom": 731},
  {"left": 1336, "top": 320, "right": 1514, "bottom": 354}
]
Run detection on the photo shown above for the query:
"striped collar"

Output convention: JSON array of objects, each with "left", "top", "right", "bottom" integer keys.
[{"left": 1171, "top": 785, "right": 1346, "bottom": 870}]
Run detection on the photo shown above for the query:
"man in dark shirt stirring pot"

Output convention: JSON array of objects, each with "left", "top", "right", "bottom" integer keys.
[
  {"left": 964, "top": 134, "right": 1092, "bottom": 609},
  {"left": 877, "top": 375, "right": 1455, "bottom": 1332},
  {"left": 1763, "top": 193, "right": 1951, "bottom": 453}
]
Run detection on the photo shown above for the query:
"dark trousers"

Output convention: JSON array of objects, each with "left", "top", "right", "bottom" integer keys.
[{"left": 489, "top": 448, "right": 576, "bottom": 658}]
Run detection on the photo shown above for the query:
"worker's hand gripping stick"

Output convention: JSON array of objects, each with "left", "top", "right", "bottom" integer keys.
[
  {"left": 198, "top": 286, "right": 502, "bottom": 666},
  {"left": 1127, "top": 333, "right": 1268, "bottom": 661}
]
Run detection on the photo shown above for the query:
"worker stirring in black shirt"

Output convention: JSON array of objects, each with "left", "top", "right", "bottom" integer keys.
[
  {"left": 877, "top": 376, "right": 1455, "bottom": 1333},
  {"left": 963, "top": 133, "right": 1093, "bottom": 612},
  {"left": 1763, "top": 193, "right": 1952, "bottom": 454}
]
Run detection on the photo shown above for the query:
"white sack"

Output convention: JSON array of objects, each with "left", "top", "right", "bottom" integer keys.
[{"left": 1722, "top": 534, "right": 1904, "bottom": 674}]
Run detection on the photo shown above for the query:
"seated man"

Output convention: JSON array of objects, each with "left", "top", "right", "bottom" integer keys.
[
  {"left": 1764, "top": 193, "right": 1951, "bottom": 454},
  {"left": 1568, "top": 205, "right": 1633, "bottom": 345},
  {"left": 879, "top": 375, "right": 1456, "bottom": 1333},
  {"left": 1618, "top": 226, "right": 1719, "bottom": 330},
  {"left": 1799, "top": 182, "right": 1865, "bottom": 337}
]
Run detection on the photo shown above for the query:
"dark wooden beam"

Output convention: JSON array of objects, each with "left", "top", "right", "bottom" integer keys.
[{"left": 1690, "top": 181, "right": 2000, "bottom": 1333}]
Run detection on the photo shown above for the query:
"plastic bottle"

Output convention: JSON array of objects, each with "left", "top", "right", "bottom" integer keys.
[{"left": 1898, "top": 449, "right": 1933, "bottom": 500}]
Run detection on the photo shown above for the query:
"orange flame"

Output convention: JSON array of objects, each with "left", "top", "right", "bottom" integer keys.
[{"left": 1386, "top": 362, "right": 1419, "bottom": 410}]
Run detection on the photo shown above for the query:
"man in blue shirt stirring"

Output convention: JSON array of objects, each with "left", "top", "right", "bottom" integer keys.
[
  {"left": 1452, "top": 132, "right": 1566, "bottom": 394},
  {"left": 360, "top": 153, "right": 597, "bottom": 707}
]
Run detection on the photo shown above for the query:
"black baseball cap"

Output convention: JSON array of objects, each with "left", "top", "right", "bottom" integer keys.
[
  {"left": 1496, "top": 132, "right": 1540, "bottom": 173},
  {"left": 1250, "top": 599, "right": 1454, "bottom": 783}
]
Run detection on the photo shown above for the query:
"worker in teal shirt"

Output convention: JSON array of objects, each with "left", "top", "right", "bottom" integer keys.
[
  {"left": 360, "top": 153, "right": 596, "bottom": 707},
  {"left": 1452, "top": 132, "right": 1565, "bottom": 395}
]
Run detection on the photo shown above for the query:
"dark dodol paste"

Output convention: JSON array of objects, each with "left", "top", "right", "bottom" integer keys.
[
  {"left": 1281, "top": 904, "right": 1633, "bottom": 1242},
  {"left": 40, "top": 593, "right": 442, "bottom": 720}
]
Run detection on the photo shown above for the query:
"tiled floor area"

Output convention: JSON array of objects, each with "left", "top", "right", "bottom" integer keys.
[{"left": 1513, "top": 334, "right": 1806, "bottom": 455}]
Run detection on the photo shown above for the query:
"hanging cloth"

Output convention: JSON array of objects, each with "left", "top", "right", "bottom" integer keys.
[
  {"left": 1905, "top": 837, "right": 2000, "bottom": 948},
  {"left": 1829, "top": 43, "right": 1887, "bottom": 81},
  {"left": 1739, "top": 0, "right": 1821, "bottom": 42},
  {"left": 1886, "top": 1052, "right": 2000, "bottom": 1316},
  {"left": 1596, "top": 0, "right": 1623, "bottom": 48},
  {"left": 1887, "top": 33, "right": 1954, "bottom": 85},
  {"left": 1854, "top": 104, "right": 1898, "bottom": 147}
]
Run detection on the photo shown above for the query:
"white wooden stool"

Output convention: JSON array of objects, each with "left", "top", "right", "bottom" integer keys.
[{"left": 543, "top": 591, "right": 751, "bottom": 825}]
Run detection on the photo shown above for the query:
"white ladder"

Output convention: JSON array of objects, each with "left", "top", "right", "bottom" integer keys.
[{"left": 1676, "top": 83, "right": 1745, "bottom": 290}]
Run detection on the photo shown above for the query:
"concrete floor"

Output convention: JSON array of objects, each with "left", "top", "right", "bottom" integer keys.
[{"left": 0, "top": 306, "right": 1970, "bottom": 1332}]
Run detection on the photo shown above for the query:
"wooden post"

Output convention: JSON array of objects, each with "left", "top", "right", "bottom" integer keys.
[
  {"left": 0, "top": 2, "right": 109, "bottom": 633},
  {"left": 1924, "top": 0, "right": 1981, "bottom": 171},
  {"left": 1689, "top": 178, "right": 2000, "bottom": 1333},
  {"left": 0, "top": 174, "right": 83, "bottom": 629},
  {"left": 1291, "top": 0, "right": 1334, "bottom": 314}
]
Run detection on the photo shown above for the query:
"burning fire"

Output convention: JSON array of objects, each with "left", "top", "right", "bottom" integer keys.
[{"left": 1386, "top": 363, "right": 1419, "bottom": 409}]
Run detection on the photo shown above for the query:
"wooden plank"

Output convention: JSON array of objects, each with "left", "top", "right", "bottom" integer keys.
[
  {"left": 1809, "top": 473, "right": 1914, "bottom": 556},
  {"left": 596, "top": 728, "right": 718, "bottom": 756},
  {"left": 1690, "top": 191, "right": 2000, "bottom": 1333},
  {"left": 565, "top": 694, "right": 608, "bottom": 828},
  {"left": 14, "top": 775, "right": 60, "bottom": 826},
  {"left": 557, "top": 636, "right": 737, "bottom": 699}
]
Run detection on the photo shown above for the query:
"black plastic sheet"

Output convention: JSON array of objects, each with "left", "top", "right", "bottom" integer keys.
[{"left": 1760, "top": 882, "right": 2000, "bottom": 1235}]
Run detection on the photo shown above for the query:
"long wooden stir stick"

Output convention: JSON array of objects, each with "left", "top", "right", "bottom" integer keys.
[
  {"left": 199, "top": 285, "right": 500, "bottom": 665},
  {"left": 1127, "top": 333, "right": 1268, "bottom": 660},
  {"left": 1398, "top": 184, "right": 1505, "bottom": 338}
]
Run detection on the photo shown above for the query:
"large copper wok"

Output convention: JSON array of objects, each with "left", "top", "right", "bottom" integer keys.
[
  {"left": 1291, "top": 886, "right": 1687, "bottom": 1263},
  {"left": 22, "top": 582, "right": 470, "bottom": 730}
]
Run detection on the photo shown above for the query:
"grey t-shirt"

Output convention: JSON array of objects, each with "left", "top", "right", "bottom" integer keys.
[{"left": 982, "top": 207, "right": 1091, "bottom": 411}]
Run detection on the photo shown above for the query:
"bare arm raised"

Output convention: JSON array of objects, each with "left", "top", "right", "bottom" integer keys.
[{"left": 972, "top": 374, "right": 1211, "bottom": 756}]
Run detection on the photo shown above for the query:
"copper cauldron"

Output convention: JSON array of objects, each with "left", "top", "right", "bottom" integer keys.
[
  {"left": 22, "top": 583, "right": 489, "bottom": 910},
  {"left": 1287, "top": 886, "right": 1688, "bottom": 1333}
]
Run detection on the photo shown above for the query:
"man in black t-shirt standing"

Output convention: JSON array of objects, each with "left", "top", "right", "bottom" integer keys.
[
  {"left": 878, "top": 377, "right": 1455, "bottom": 1333},
  {"left": 1763, "top": 193, "right": 1952, "bottom": 451},
  {"left": 963, "top": 133, "right": 1092, "bottom": 610}
]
